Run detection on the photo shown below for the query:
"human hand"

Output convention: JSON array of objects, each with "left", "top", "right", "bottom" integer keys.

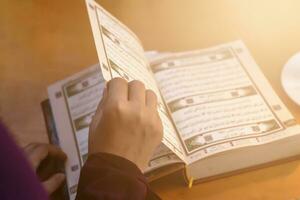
[
  {"left": 89, "top": 78, "right": 163, "bottom": 171},
  {"left": 23, "top": 143, "right": 67, "bottom": 195}
]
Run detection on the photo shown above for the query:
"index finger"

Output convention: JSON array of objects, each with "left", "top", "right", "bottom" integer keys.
[
  {"left": 46, "top": 145, "right": 67, "bottom": 161},
  {"left": 90, "top": 87, "right": 107, "bottom": 135},
  {"left": 107, "top": 78, "right": 128, "bottom": 101},
  {"left": 24, "top": 143, "right": 67, "bottom": 170},
  {"left": 145, "top": 89, "right": 158, "bottom": 109}
]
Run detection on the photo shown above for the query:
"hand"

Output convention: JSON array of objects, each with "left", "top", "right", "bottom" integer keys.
[
  {"left": 23, "top": 143, "right": 67, "bottom": 195},
  {"left": 89, "top": 78, "right": 163, "bottom": 170}
]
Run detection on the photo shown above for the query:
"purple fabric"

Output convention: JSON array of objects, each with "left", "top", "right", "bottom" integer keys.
[
  {"left": 0, "top": 120, "right": 160, "bottom": 200},
  {"left": 0, "top": 122, "right": 49, "bottom": 200}
]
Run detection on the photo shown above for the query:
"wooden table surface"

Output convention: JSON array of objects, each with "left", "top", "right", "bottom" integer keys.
[{"left": 2, "top": 0, "right": 300, "bottom": 199}]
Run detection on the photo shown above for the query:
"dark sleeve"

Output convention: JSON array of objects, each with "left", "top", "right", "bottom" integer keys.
[
  {"left": 76, "top": 153, "right": 161, "bottom": 200},
  {"left": 0, "top": 122, "right": 49, "bottom": 200}
]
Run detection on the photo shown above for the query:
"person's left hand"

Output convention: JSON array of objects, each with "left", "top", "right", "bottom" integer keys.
[{"left": 23, "top": 143, "right": 67, "bottom": 195}]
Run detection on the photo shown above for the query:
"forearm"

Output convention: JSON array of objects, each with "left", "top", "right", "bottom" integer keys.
[{"left": 76, "top": 153, "right": 160, "bottom": 200}]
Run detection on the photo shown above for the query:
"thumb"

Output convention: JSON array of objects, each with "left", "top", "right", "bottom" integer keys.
[
  {"left": 42, "top": 173, "right": 66, "bottom": 195},
  {"left": 90, "top": 87, "right": 107, "bottom": 134}
]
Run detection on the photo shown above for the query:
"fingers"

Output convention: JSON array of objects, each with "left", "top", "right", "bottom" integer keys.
[
  {"left": 106, "top": 78, "right": 157, "bottom": 107},
  {"left": 98, "top": 87, "right": 108, "bottom": 109},
  {"left": 23, "top": 143, "right": 40, "bottom": 155},
  {"left": 107, "top": 78, "right": 128, "bottom": 101},
  {"left": 145, "top": 90, "right": 157, "bottom": 108},
  {"left": 90, "top": 87, "right": 107, "bottom": 134},
  {"left": 43, "top": 173, "right": 66, "bottom": 195},
  {"left": 46, "top": 145, "right": 67, "bottom": 162},
  {"left": 24, "top": 143, "right": 66, "bottom": 170},
  {"left": 24, "top": 143, "right": 49, "bottom": 170},
  {"left": 128, "top": 80, "right": 145, "bottom": 103}
]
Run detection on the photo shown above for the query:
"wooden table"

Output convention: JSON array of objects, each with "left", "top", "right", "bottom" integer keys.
[{"left": 1, "top": 0, "right": 300, "bottom": 199}]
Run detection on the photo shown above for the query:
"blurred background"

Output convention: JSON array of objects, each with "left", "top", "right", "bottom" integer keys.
[{"left": 1, "top": 1, "right": 300, "bottom": 199}]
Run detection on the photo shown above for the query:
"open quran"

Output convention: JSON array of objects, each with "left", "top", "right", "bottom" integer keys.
[{"left": 42, "top": 0, "right": 300, "bottom": 199}]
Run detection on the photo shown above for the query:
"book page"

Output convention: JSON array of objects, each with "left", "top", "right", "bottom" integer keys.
[
  {"left": 48, "top": 64, "right": 182, "bottom": 199},
  {"left": 151, "top": 41, "right": 300, "bottom": 164},
  {"left": 48, "top": 65, "right": 103, "bottom": 200},
  {"left": 146, "top": 143, "right": 182, "bottom": 173},
  {"left": 85, "top": 0, "right": 185, "bottom": 161}
]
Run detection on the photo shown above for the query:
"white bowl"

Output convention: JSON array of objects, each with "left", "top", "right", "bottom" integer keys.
[{"left": 281, "top": 52, "right": 300, "bottom": 106}]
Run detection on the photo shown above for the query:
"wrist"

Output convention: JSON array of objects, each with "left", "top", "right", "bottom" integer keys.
[{"left": 86, "top": 152, "right": 147, "bottom": 180}]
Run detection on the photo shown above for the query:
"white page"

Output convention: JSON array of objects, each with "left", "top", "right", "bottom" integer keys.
[
  {"left": 151, "top": 41, "right": 300, "bottom": 164},
  {"left": 85, "top": 0, "right": 185, "bottom": 161},
  {"left": 48, "top": 65, "right": 103, "bottom": 200}
]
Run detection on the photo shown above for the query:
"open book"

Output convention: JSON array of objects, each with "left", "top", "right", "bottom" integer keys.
[{"left": 44, "top": 0, "right": 300, "bottom": 199}]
